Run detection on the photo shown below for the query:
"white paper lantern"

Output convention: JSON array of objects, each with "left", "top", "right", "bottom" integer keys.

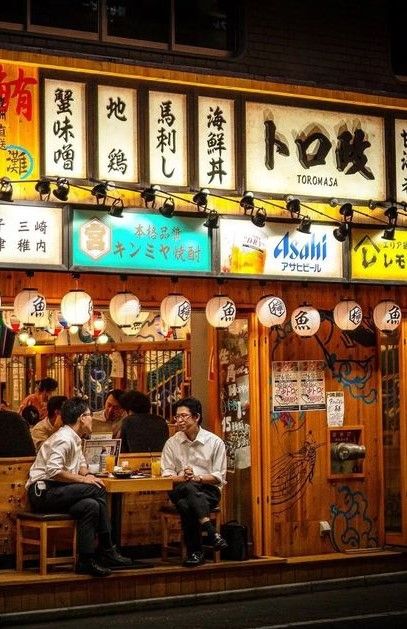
[
  {"left": 14, "top": 288, "right": 47, "bottom": 325},
  {"left": 206, "top": 295, "right": 236, "bottom": 328},
  {"left": 160, "top": 294, "right": 191, "bottom": 328},
  {"left": 291, "top": 305, "right": 320, "bottom": 337},
  {"left": 373, "top": 300, "right": 402, "bottom": 331},
  {"left": 109, "top": 292, "right": 141, "bottom": 327},
  {"left": 60, "top": 290, "right": 93, "bottom": 326},
  {"left": 256, "top": 295, "right": 287, "bottom": 327},
  {"left": 333, "top": 300, "right": 363, "bottom": 331}
]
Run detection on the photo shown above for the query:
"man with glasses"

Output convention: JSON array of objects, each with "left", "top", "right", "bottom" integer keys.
[
  {"left": 26, "top": 396, "right": 132, "bottom": 577},
  {"left": 161, "top": 396, "right": 228, "bottom": 567}
]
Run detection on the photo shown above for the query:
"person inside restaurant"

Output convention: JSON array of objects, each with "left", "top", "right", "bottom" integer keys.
[
  {"left": 161, "top": 397, "right": 228, "bottom": 567},
  {"left": 26, "top": 396, "right": 132, "bottom": 577},
  {"left": 30, "top": 395, "right": 68, "bottom": 452},
  {"left": 0, "top": 408, "right": 36, "bottom": 457},
  {"left": 19, "top": 377, "right": 58, "bottom": 423},
  {"left": 120, "top": 390, "right": 169, "bottom": 453},
  {"left": 91, "top": 388, "right": 126, "bottom": 438}
]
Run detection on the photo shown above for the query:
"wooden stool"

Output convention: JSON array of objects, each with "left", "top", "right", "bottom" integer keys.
[
  {"left": 160, "top": 504, "right": 221, "bottom": 563},
  {"left": 16, "top": 512, "right": 77, "bottom": 575}
]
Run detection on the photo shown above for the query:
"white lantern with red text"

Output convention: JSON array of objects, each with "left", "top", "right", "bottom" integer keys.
[
  {"left": 60, "top": 290, "right": 93, "bottom": 326},
  {"left": 14, "top": 289, "right": 47, "bottom": 326},
  {"left": 291, "top": 305, "right": 320, "bottom": 337},
  {"left": 333, "top": 300, "right": 363, "bottom": 331},
  {"left": 3, "top": 312, "right": 22, "bottom": 333},
  {"left": 109, "top": 292, "right": 141, "bottom": 327},
  {"left": 373, "top": 300, "right": 402, "bottom": 332},
  {"left": 160, "top": 294, "right": 191, "bottom": 328},
  {"left": 206, "top": 295, "right": 236, "bottom": 328},
  {"left": 256, "top": 295, "right": 287, "bottom": 327}
]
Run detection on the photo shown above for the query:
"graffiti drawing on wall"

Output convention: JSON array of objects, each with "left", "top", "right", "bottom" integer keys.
[{"left": 329, "top": 485, "right": 379, "bottom": 552}]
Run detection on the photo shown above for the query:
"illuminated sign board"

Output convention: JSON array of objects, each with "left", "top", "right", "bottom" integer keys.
[{"left": 351, "top": 228, "right": 407, "bottom": 282}]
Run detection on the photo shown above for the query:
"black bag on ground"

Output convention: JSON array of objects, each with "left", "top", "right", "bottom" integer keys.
[{"left": 220, "top": 520, "right": 249, "bottom": 561}]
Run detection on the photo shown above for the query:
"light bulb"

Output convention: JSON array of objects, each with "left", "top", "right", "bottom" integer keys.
[{"left": 69, "top": 325, "right": 79, "bottom": 335}]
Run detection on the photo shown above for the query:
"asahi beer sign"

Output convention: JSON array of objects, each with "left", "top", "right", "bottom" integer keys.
[
  {"left": 219, "top": 218, "right": 343, "bottom": 280},
  {"left": 395, "top": 118, "right": 407, "bottom": 204},
  {"left": 245, "top": 102, "right": 385, "bottom": 201}
]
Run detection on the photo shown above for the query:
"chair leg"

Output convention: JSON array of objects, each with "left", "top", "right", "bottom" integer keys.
[
  {"left": 161, "top": 515, "right": 169, "bottom": 561},
  {"left": 15, "top": 519, "right": 23, "bottom": 571},
  {"left": 72, "top": 524, "right": 77, "bottom": 567},
  {"left": 39, "top": 522, "right": 47, "bottom": 575}
]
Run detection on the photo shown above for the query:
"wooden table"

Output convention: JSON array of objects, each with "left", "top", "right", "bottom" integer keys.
[{"left": 103, "top": 476, "right": 173, "bottom": 549}]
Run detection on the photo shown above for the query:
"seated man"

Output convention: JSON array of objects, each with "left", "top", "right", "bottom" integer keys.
[
  {"left": 92, "top": 389, "right": 126, "bottom": 438},
  {"left": 31, "top": 395, "right": 67, "bottom": 452},
  {"left": 26, "top": 396, "right": 132, "bottom": 577},
  {"left": 19, "top": 377, "right": 58, "bottom": 422},
  {"left": 161, "top": 397, "right": 228, "bottom": 567},
  {"left": 120, "top": 390, "right": 169, "bottom": 453}
]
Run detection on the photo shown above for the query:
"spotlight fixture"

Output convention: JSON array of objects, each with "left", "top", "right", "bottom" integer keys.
[
  {"left": 286, "top": 196, "right": 301, "bottom": 217},
  {"left": 333, "top": 223, "right": 350, "bottom": 242},
  {"left": 251, "top": 207, "right": 267, "bottom": 228},
  {"left": 297, "top": 216, "right": 312, "bottom": 234},
  {"left": 203, "top": 209, "right": 219, "bottom": 229},
  {"left": 384, "top": 206, "right": 398, "bottom": 222},
  {"left": 339, "top": 203, "right": 353, "bottom": 220},
  {"left": 382, "top": 205, "right": 398, "bottom": 240},
  {"left": 0, "top": 177, "right": 13, "bottom": 202},
  {"left": 91, "top": 180, "right": 115, "bottom": 204},
  {"left": 35, "top": 178, "right": 51, "bottom": 200},
  {"left": 141, "top": 184, "right": 160, "bottom": 208},
  {"left": 382, "top": 226, "right": 396, "bottom": 241},
  {"left": 240, "top": 191, "right": 255, "bottom": 213},
  {"left": 192, "top": 188, "right": 209, "bottom": 211},
  {"left": 53, "top": 177, "right": 70, "bottom": 201},
  {"left": 159, "top": 197, "right": 175, "bottom": 218},
  {"left": 108, "top": 198, "right": 124, "bottom": 218}
]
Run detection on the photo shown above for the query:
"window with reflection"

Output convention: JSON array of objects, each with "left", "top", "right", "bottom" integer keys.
[
  {"left": 30, "top": 0, "right": 99, "bottom": 33},
  {"left": 106, "top": 0, "right": 169, "bottom": 43},
  {"left": 174, "top": 0, "right": 237, "bottom": 51}
]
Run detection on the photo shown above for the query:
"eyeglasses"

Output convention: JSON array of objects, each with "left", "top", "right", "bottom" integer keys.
[{"left": 174, "top": 413, "right": 193, "bottom": 421}]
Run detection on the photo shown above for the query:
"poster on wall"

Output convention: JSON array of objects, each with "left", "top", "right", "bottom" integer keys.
[
  {"left": 97, "top": 85, "right": 138, "bottom": 183},
  {"left": 44, "top": 78, "right": 87, "bottom": 179},
  {"left": 198, "top": 96, "right": 235, "bottom": 190},
  {"left": 218, "top": 321, "right": 251, "bottom": 472},
  {"left": 272, "top": 361, "right": 326, "bottom": 412},
  {"left": 394, "top": 118, "right": 407, "bottom": 205},
  {"left": 148, "top": 90, "right": 188, "bottom": 187},
  {"left": 245, "top": 102, "right": 385, "bottom": 201},
  {"left": 351, "top": 227, "right": 407, "bottom": 282},
  {"left": 71, "top": 209, "right": 212, "bottom": 274},
  {"left": 219, "top": 218, "right": 344, "bottom": 280},
  {"left": 0, "top": 62, "right": 39, "bottom": 185},
  {"left": 326, "top": 392, "right": 345, "bottom": 427}
]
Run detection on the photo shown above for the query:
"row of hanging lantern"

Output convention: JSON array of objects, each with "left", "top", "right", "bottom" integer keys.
[{"left": 6, "top": 288, "right": 402, "bottom": 343}]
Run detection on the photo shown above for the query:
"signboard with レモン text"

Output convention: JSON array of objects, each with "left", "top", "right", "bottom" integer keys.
[
  {"left": 219, "top": 218, "right": 344, "bottom": 280},
  {"left": 71, "top": 209, "right": 212, "bottom": 274},
  {"left": 351, "top": 228, "right": 407, "bottom": 282}
]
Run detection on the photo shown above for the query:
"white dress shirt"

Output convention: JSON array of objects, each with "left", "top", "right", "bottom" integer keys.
[
  {"left": 161, "top": 427, "right": 227, "bottom": 486},
  {"left": 26, "top": 424, "right": 87, "bottom": 488}
]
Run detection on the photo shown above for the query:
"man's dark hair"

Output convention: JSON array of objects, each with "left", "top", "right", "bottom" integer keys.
[
  {"left": 47, "top": 395, "right": 68, "bottom": 419},
  {"left": 173, "top": 397, "right": 203, "bottom": 425},
  {"left": 61, "top": 397, "right": 89, "bottom": 425},
  {"left": 107, "top": 389, "right": 124, "bottom": 404},
  {"left": 21, "top": 404, "right": 40, "bottom": 427},
  {"left": 120, "top": 390, "right": 151, "bottom": 414},
  {"left": 38, "top": 377, "right": 58, "bottom": 393}
]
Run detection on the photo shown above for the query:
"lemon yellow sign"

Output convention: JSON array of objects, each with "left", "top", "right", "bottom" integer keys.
[{"left": 351, "top": 228, "right": 407, "bottom": 281}]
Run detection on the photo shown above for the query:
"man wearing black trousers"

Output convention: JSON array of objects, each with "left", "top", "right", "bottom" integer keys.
[
  {"left": 26, "top": 396, "right": 132, "bottom": 577},
  {"left": 161, "top": 397, "right": 228, "bottom": 567}
]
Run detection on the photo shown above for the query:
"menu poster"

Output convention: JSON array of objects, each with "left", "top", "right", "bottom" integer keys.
[
  {"left": 299, "top": 360, "right": 326, "bottom": 410},
  {"left": 272, "top": 360, "right": 326, "bottom": 412},
  {"left": 218, "top": 321, "right": 251, "bottom": 472},
  {"left": 326, "top": 391, "right": 345, "bottom": 426},
  {"left": 272, "top": 361, "right": 300, "bottom": 412}
]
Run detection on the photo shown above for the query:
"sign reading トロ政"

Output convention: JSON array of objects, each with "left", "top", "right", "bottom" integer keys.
[
  {"left": 71, "top": 209, "right": 212, "bottom": 274},
  {"left": 219, "top": 218, "right": 344, "bottom": 280}
]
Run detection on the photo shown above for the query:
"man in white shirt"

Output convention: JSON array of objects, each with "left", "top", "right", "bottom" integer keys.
[
  {"left": 26, "top": 396, "right": 132, "bottom": 577},
  {"left": 30, "top": 395, "right": 67, "bottom": 452},
  {"left": 161, "top": 397, "right": 228, "bottom": 567}
]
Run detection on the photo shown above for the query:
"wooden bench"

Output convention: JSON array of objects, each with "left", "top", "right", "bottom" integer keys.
[
  {"left": 160, "top": 504, "right": 222, "bottom": 563},
  {"left": 16, "top": 512, "right": 77, "bottom": 575}
]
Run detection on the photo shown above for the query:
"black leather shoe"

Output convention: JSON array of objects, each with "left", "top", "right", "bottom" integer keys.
[
  {"left": 211, "top": 532, "right": 228, "bottom": 550},
  {"left": 183, "top": 551, "right": 205, "bottom": 567},
  {"left": 77, "top": 558, "right": 112, "bottom": 577},
  {"left": 98, "top": 546, "right": 133, "bottom": 568}
]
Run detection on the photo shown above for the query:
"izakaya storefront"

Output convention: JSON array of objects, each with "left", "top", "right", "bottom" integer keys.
[{"left": 0, "top": 52, "right": 407, "bottom": 561}]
